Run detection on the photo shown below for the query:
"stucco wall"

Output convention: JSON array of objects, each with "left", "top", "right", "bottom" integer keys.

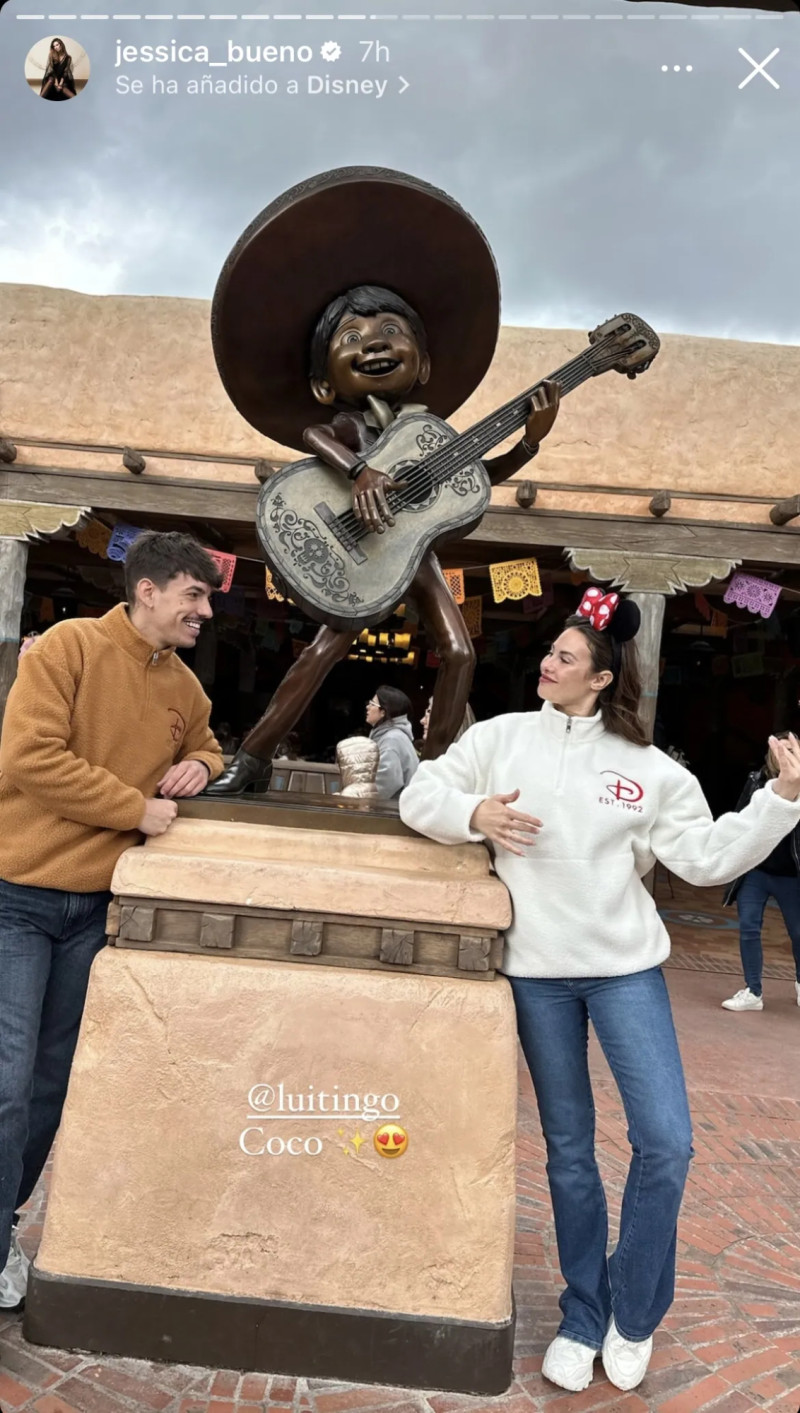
[{"left": 1, "top": 282, "right": 797, "bottom": 498}]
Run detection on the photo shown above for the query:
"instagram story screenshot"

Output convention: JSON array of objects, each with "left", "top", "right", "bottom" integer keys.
[{"left": 0, "top": 0, "right": 799, "bottom": 1411}]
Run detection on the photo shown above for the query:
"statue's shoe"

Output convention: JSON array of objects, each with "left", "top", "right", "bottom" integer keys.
[{"left": 202, "top": 749, "right": 273, "bottom": 796}]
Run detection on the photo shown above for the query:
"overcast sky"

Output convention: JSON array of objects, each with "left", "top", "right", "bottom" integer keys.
[{"left": 1, "top": 2, "right": 798, "bottom": 344}]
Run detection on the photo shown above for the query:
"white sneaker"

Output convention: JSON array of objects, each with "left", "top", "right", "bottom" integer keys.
[
  {"left": 0, "top": 1228, "right": 30, "bottom": 1310},
  {"left": 795, "top": 981, "right": 800, "bottom": 1007},
  {"left": 542, "top": 1334, "right": 597, "bottom": 1391},
  {"left": 602, "top": 1317, "right": 653, "bottom": 1391},
  {"left": 721, "top": 987, "right": 763, "bottom": 1011}
]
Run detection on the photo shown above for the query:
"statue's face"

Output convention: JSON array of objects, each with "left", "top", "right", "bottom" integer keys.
[{"left": 312, "top": 310, "right": 430, "bottom": 408}]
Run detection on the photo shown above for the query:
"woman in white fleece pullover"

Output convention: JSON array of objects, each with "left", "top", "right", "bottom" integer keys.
[{"left": 400, "top": 599, "right": 800, "bottom": 1397}]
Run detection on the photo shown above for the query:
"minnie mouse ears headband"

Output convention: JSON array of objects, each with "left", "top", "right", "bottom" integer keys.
[{"left": 575, "top": 587, "right": 641, "bottom": 643}]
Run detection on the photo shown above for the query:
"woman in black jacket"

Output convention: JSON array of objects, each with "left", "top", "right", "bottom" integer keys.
[{"left": 722, "top": 732, "right": 800, "bottom": 1012}]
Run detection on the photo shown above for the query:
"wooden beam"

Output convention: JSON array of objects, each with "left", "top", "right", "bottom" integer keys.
[
  {"left": 770, "top": 495, "right": 800, "bottom": 527},
  {"left": 467, "top": 510, "right": 800, "bottom": 567},
  {"left": 0, "top": 467, "right": 259, "bottom": 522},
  {"left": 3, "top": 465, "right": 800, "bottom": 567}
]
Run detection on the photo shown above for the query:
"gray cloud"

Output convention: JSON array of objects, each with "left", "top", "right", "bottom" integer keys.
[{"left": 1, "top": 4, "right": 798, "bottom": 342}]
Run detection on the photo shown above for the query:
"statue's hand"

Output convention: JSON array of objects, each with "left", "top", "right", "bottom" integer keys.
[
  {"left": 524, "top": 378, "right": 561, "bottom": 448},
  {"left": 352, "top": 465, "right": 405, "bottom": 535}
]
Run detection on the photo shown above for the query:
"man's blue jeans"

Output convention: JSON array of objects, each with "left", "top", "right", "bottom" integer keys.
[
  {"left": 736, "top": 869, "right": 800, "bottom": 997},
  {"left": 0, "top": 877, "right": 110, "bottom": 1272},
  {"left": 509, "top": 967, "right": 693, "bottom": 1350}
]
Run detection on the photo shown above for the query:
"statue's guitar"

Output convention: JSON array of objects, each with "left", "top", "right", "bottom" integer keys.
[{"left": 256, "top": 313, "right": 660, "bottom": 633}]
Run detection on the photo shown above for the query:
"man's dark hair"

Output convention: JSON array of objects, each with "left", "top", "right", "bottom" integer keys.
[
  {"left": 124, "top": 531, "right": 223, "bottom": 602},
  {"left": 375, "top": 684, "right": 413, "bottom": 722},
  {"left": 309, "top": 285, "right": 428, "bottom": 384}
]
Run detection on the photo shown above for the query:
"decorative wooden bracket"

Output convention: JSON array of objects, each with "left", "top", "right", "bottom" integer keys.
[
  {"left": 0, "top": 439, "right": 17, "bottom": 464},
  {"left": 119, "top": 904, "right": 156, "bottom": 942},
  {"left": 566, "top": 549, "right": 740, "bottom": 595},
  {"left": 648, "top": 491, "right": 671, "bottom": 518},
  {"left": 770, "top": 495, "right": 800, "bottom": 527},
  {"left": 515, "top": 481, "right": 537, "bottom": 509},
  {"left": 200, "top": 913, "right": 235, "bottom": 950},
  {"left": 106, "top": 900, "right": 121, "bottom": 940},
  {"left": 458, "top": 935, "right": 492, "bottom": 972},
  {"left": 290, "top": 918, "right": 323, "bottom": 956},
  {"left": 122, "top": 448, "right": 146, "bottom": 475},
  {"left": 0, "top": 501, "right": 90, "bottom": 542},
  {"left": 380, "top": 928, "right": 414, "bottom": 966}
]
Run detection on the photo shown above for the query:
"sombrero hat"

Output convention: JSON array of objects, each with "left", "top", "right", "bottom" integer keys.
[{"left": 211, "top": 166, "right": 501, "bottom": 452}]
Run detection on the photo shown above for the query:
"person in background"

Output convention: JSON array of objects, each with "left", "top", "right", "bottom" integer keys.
[
  {"left": 722, "top": 731, "right": 800, "bottom": 1012},
  {"left": 365, "top": 686, "right": 418, "bottom": 800},
  {"left": 18, "top": 633, "right": 40, "bottom": 660},
  {"left": 0, "top": 531, "right": 224, "bottom": 1312}
]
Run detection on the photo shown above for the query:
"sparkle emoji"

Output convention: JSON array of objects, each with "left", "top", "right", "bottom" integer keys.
[{"left": 374, "top": 1123, "right": 408, "bottom": 1159}]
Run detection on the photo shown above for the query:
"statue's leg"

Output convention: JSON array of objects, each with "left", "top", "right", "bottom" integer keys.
[
  {"left": 203, "top": 623, "right": 355, "bottom": 796},
  {"left": 413, "top": 552, "right": 476, "bottom": 760}
]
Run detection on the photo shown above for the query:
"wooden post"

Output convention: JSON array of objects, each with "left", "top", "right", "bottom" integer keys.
[
  {"left": 0, "top": 538, "right": 29, "bottom": 730},
  {"left": 628, "top": 591, "right": 665, "bottom": 744}
]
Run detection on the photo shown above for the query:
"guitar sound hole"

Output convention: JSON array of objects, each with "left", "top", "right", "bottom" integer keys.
[{"left": 391, "top": 460, "right": 436, "bottom": 511}]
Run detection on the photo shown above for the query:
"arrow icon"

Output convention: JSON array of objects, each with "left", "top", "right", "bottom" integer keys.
[{"left": 398, "top": 76, "right": 410, "bottom": 95}]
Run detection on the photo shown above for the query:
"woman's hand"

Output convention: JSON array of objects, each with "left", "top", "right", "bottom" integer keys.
[
  {"left": 470, "top": 789, "right": 542, "bottom": 856},
  {"left": 771, "top": 733, "right": 800, "bottom": 802}
]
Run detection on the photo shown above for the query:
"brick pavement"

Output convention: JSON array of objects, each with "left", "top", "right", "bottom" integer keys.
[{"left": 2, "top": 880, "right": 799, "bottom": 1413}]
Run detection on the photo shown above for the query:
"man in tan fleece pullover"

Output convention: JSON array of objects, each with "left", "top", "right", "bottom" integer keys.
[{"left": 0, "top": 531, "right": 224, "bottom": 1309}]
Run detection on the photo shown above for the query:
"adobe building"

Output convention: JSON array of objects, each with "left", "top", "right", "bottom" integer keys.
[{"left": 1, "top": 281, "right": 798, "bottom": 812}]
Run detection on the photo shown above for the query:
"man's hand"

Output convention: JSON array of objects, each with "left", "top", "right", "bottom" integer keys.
[
  {"left": 771, "top": 733, "right": 800, "bottom": 802},
  {"left": 157, "top": 760, "right": 210, "bottom": 798},
  {"left": 524, "top": 379, "right": 561, "bottom": 448},
  {"left": 138, "top": 797, "right": 179, "bottom": 836},
  {"left": 352, "top": 465, "right": 405, "bottom": 535},
  {"left": 470, "top": 789, "right": 542, "bottom": 856}
]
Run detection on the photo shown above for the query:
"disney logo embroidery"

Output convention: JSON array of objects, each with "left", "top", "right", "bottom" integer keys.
[{"left": 599, "top": 771, "right": 644, "bottom": 812}]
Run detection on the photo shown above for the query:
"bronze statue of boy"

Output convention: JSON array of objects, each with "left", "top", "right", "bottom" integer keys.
[{"left": 206, "top": 168, "right": 561, "bottom": 795}]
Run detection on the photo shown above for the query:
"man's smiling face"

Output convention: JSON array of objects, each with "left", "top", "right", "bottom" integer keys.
[{"left": 313, "top": 310, "right": 430, "bottom": 409}]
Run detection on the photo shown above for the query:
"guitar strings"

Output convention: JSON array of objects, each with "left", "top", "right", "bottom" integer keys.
[{"left": 333, "top": 341, "right": 625, "bottom": 546}]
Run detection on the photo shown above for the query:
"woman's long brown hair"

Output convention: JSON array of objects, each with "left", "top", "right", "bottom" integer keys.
[{"left": 564, "top": 614, "right": 649, "bottom": 747}]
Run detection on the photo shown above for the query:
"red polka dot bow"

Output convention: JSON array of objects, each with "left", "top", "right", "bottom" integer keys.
[{"left": 576, "top": 587, "right": 620, "bottom": 631}]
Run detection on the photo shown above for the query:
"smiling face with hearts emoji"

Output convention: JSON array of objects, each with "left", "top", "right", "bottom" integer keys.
[{"left": 374, "top": 1123, "right": 408, "bottom": 1159}]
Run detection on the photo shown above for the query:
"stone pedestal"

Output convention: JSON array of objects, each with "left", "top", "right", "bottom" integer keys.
[{"left": 25, "top": 813, "right": 518, "bottom": 1394}]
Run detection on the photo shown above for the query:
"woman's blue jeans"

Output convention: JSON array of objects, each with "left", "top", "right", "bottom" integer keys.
[
  {"left": 736, "top": 869, "right": 800, "bottom": 996},
  {"left": 509, "top": 967, "right": 693, "bottom": 1350}
]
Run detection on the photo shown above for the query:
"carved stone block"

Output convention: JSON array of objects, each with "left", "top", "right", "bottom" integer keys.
[
  {"left": 105, "top": 900, "right": 121, "bottom": 940},
  {"left": 380, "top": 928, "right": 414, "bottom": 966},
  {"left": 120, "top": 905, "right": 156, "bottom": 943},
  {"left": 200, "top": 913, "right": 235, "bottom": 950},
  {"left": 458, "top": 935, "right": 492, "bottom": 972},
  {"left": 290, "top": 919, "right": 323, "bottom": 956}
]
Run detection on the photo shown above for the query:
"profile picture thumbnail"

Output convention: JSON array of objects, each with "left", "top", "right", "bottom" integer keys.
[{"left": 25, "top": 36, "right": 90, "bottom": 101}]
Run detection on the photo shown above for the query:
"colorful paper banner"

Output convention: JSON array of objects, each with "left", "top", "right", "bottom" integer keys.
[
  {"left": 265, "top": 567, "right": 285, "bottom": 601},
  {"left": 107, "top": 524, "right": 145, "bottom": 562},
  {"left": 207, "top": 550, "right": 236, "bottom": 594},
  {"left": 723, "top": 573, "right": 781, "bottom": 619},
  {"left": 443, "top": 568, "right": 465, "bottom": 604},
  {"left": 460, "top": 595, "right": 483, "bottom": 639},
  {"left": 489, "top": 557, "right": 541, "bottom": 604},
  {"left": 76, "top": 519, "right": 111, "bottom": 559}
]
